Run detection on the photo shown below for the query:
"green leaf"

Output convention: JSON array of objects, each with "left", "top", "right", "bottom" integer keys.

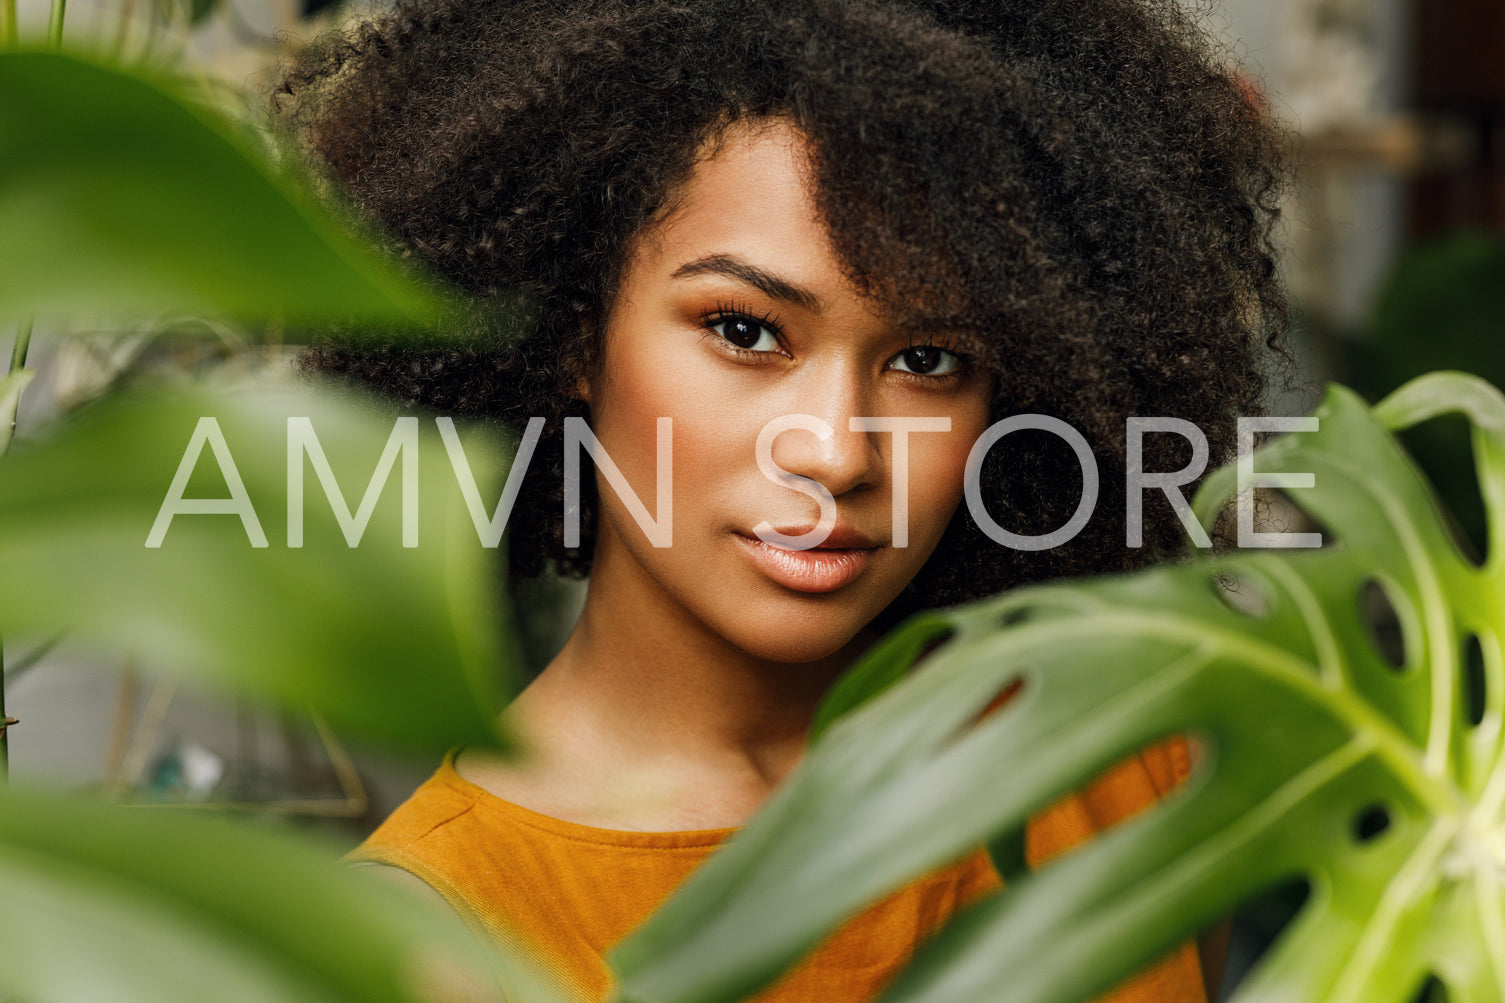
[
  {"left": 0, "top": 50, "right": 453, "bottom": 329},
  {"left": 611, "top": 372, "right": 1505, "bottom": 1003},
  {"left": 0, "top": 375, "right": 520, "bottom": 758},
  {"left": 0, "top": 783, "right": 576, "bottom": 1003}
]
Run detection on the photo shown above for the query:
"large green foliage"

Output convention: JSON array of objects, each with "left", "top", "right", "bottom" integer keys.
[
  {"left": 612, "top": 372, "right": 1505, "bottom": 1003},
  {"left": 0, "top": 45, "right": 517, "bottom": 758},
  {"left": 0, "top": 784, "right": 571, "bottom": 1003},
  {"left": 0, "top": 45, "right": 557, "bottom": 1003},
  {"left": 0, "top": 50, "right": 452, "bottom": 328},
  {"left": 0, "top": 379, "right": 519, "bottom": 758}
]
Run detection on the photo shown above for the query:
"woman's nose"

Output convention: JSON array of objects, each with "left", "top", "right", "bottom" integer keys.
[{"left": 765, "top": 390, "right": 881, "bottom": 499}]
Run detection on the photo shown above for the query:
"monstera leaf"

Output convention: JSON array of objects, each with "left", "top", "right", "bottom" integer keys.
[
  {"left": 0, "top": 49, "right": 453, "bottom": 328},
  {"left": 610, "top": 371, "right": 1505, "bottom": 1003},
  {"left": 0, "top": 376, "right": 554, "bottom": 1000},
  {"left": 0, "top": 376, "right": 518, "bottom": 757},
  {"left": 0, "top": 782, "right": 576, "bottom": 1003}
]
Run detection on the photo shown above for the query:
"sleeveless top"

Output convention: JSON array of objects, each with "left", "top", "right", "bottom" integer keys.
[{"left": 348, "top": 741, "right": 1206, "bottom": 1002}]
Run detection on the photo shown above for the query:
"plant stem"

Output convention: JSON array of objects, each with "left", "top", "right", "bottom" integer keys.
[
  {"left": 9, "top": 318, "right": 32, "bottom": 375},
  {"left": 47, "top": 0, "right": 64, "bottom": 46},
  {"left": 0, "top": 319, "right": 33, "bottom": 785},
  {"left": 1, "top": 0, "right": 16, "bottom": 47}
]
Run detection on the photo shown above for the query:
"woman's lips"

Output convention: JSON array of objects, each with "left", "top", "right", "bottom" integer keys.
[{"left": 734, "top": 533, "right": 878, "bottom": 593}]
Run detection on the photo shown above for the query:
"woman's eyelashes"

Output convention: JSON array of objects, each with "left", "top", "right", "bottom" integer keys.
[
  {"left": 889, "top": 344, "right": 963, "bottom": 377},
  {"left": 706, "top": 308, "right": 783, "bottom": 355},
  {"left": 701, "top": 308, "right": 968, "bottom": 381}
]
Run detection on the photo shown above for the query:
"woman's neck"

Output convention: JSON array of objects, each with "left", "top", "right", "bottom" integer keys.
[{"left": 469, "top": 534, "right": 875, "bottom": 830}]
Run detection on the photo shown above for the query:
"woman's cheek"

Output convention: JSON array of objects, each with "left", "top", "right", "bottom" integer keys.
[{"left": 596, "top": 352, "right": 737, "bottom": 524}]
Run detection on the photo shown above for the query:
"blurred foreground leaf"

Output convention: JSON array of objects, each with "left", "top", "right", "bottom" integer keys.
[
  {"left": 0, "top": 376, "right": 518, "bottom": 757},
  {"left": 0, "top": 783, "right": 576, "bottom": 1003},
  {"left": 612, "top": 372, "right": 1505, "bottom": 1003},
  {"left": 0, "top": 50, "right": 452, "bottom": 328}
]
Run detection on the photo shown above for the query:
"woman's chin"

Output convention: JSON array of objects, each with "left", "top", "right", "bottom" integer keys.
[{"left": 719, "top": 615, "right": 878, "bottom": 666}]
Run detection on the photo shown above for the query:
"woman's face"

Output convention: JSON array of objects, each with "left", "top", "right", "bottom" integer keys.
[{"left": 582, "top": 118, "right": 993, "bottom": 663}]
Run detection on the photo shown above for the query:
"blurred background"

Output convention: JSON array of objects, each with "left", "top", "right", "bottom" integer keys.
[{"left": 2, "top": 0, "right": 1500, "bottom": 997}]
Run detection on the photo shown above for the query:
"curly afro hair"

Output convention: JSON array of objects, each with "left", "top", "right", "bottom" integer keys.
[{"left": 273, "top": 0, "right": 1289, "bottom": 608}]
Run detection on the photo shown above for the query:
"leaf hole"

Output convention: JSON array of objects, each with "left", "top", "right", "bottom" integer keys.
[
  {"left": 969, "top": 677, "right": 1027, "bottom": 729},
  {"left": 1207, "top": 487, "right": 1334, "bottom": 549},
  {"left": 910, "top": 627, "right": 958, "bottom": 678},
  {"left": 1409, "top": 975, "right": 1448, "bottom": 1003},
  {"left": 1262, "top": 488, "right": 1336, "bottom": 548},
  {"left": 1216, "top": 877, "right": 1311, "bottom": 997},
  {"left": 998, "top": 607, "right": 1037, "bottom": 629},
  {"left": 1464, "top": 634, "right": 1488, "bottom": 727},
  {"left": 1395, "top": 413, "right": 1489, "bottom": 568},
  {"left": 1353, "top": 803, "right": 1392, "bottom": 843},
  {"left": 1213, "top": 569, "right": 1270, "bottom": 618},
  {"left": 1359, "top": 579, "right": 1408, "bottom": 670}
]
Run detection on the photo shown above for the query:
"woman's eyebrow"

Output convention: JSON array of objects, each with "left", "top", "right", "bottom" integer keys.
[{"left": 669, "top": 254, "right": 823, "bottom": 313}]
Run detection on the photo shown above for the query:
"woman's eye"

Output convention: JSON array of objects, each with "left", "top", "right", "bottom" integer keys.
[
  {"left": 890, "top": 345, "right": 961, "bottom": 376},
  {"left": 711, "top": 316, "right": 780, "bottom": 353}
]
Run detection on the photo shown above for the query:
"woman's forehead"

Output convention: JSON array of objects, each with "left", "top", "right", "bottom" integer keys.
[
  {"left": 621, "top": 118, "right": 983, "bottom": 344},
  {"left": 623, "top": 122, "right": 830, "bottom": 295}
]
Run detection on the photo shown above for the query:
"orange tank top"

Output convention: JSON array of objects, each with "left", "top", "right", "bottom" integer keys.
[{"left": 349, "top": 741, "right": 1205, "bottom": 1002}]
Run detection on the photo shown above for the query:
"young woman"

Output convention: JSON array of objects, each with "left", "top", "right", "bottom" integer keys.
[{"left": 276, "top": 1, "right": 1286, "bottom": 1000}]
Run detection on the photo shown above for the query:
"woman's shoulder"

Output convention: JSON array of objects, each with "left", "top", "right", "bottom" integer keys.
[
  {"left": 344, "top": 748, "right": 486, "bottom": 861},
  {"left": 345, "top": 746, "right": 733, "bottom": 910},
  {"left": 448, "top": 744, "right": 613, "bottom": 829}
]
